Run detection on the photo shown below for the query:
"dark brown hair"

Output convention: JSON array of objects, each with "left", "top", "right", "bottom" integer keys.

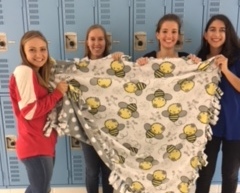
[
  {"left": 156, "top": 13, "right": 182, "bottom": 48},
  {"left": 197, "top": 14, "right": 240, "bottom": 65}
]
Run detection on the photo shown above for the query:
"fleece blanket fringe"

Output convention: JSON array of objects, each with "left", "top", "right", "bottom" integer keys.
[{"left": 45, "top": 56, "right": 222, "bottom": 193}]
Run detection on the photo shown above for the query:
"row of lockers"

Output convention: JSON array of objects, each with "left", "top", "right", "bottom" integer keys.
[{"left": 1, "top": 0, "right": 240, "bottom": 188}]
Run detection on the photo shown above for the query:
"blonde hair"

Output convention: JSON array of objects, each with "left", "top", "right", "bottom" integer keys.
[{"left": 20, "top": 30, "right": 52, "bottom": 89}]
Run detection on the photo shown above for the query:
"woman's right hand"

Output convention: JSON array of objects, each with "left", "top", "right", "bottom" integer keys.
[
  {"left": 56, "top": 81, "right": 68, "bottom": 95},
  {"left": 136, "top": 57, "right": 148, "bottom": 66}
]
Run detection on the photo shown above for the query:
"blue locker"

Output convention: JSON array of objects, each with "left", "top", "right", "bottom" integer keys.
[
  {"left": 236, "top": 1, "right": 240, "bottom": 37},
  {"left": 214, "top": 0, "right": 239, "bottom": 32},
  {"left": 0, "top": 96, "right": 29, "bottom": 186},
  {"left": 96, "top": 0, "right": 131, "bottom": 56},
  {"left": 62, "top": 0, "right": 96, "bottom": 60},
  {"left": 0, "top": 0, "right": 25, "bottom": 94},
  {"left": 132, "top": 0, "right": 165, "bottom": 61},
  {"left": 24, "top": 0, "right": 63, "bottom": 60},
  {"left": 67, "top": 137, "right": 86, "bottom": 185},
  {"left": 167, "top": 0, "right": 205, "bottom": 54}
]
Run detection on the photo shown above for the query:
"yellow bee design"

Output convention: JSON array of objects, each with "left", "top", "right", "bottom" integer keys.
[
  {"left": 197, "top": 59, "right": 214, "bottom": 71},
  {"left": 147, "top": 89, "right": 172, "bottom": 108},
  {"left": 118, "top": 102, "right": 139, "bottom": 119},
  {"left": 178, "top": 176, "right": 192, "bottom": 193},
  {"left": 136, "top": 156, "right": 159, "bottom": 170},
  {"left": 124, "top": 80, "right": 147, "bottom": 96},
  {"left": 107, "top": 60, "right": 131, "bottom": 77},
  {"left": 197, "top": 105, "right": 211, "bottom": 124},
  {"left": 205, "top": 76, "right": 222, "bottom": 96},
  {"left": 67, "top": 79, "right": 88, "bottom": 102},
  {"left": 75, "top": 60, "right": 89, "bottom": 72},
  {"left": 144, "top": 123, "right": 165, "bottom": 139},
  {"left": 152, "top": 61, "right": 175, "bottom": 78},
  {"left": 162, "top": 103, "right": 187, "bottom": 122},
  {"left": 147, "top": 170, "right": 169, "bottom": 187},
  {"left": 163, "top": 144, "right": 183, "bottom": 161},
  {"left": 90, "top": 78, "right": 112, "bottom": 88},
  {"left": 123, "top": 143, "right": 139, "bottom": 155},
  {"left": 174, "top": 76, "right": 195, "bottom": 92},
  {"left": 86, "top": 97, "right": 106, "bottom": 115},
  {"left": 190, "top": 151, "right": 206, "bottom": 170},
  {"left": 179, "top": 123, "right": 203, "bottom": 143},
  {"left": 126, "top": 178, "right": 145, "bottom": 193},
  {"left": 101, "top": 119, "right": 125, "bottom": 136}
]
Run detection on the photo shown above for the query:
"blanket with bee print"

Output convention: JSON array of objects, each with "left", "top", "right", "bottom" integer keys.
[{"left": 45, "top": 56, "right": 222, "bottom": 193}]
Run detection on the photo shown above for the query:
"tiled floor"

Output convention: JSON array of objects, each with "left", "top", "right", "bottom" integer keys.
[{"left": 1, "top": 185, "right": 240, "bottom": 193}]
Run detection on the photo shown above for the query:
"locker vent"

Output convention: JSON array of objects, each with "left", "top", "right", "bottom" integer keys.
[
  {"left": 99, "top": 0, "right": 110, "bottom": 25},
  {"left": 27, "top": 0, "right": 40, "bottom": 25},
  {"left": 64, "top": 0, "right": 75, "bottom": 25},
  {"left": 172, "top": 0, "right": 184, "bottom": 21},
  {"left": 135, "top": 0, "right": 146, "bottom": 25},
  {"left": 8, "top": 156, "right": 20, "bottom": 182},
  {"left": 72, "top": 154, "right": 85, "bottom": 183},
  {"left": 208, "top": 0, "right": 220, "bottom": 18},
  {"left": 0, "top": 59, "right": 9, "bottom": 91},
  {"left": 2, "top": 100, "right": 16, "bottom": 130},
  {"left": 0, "top": 1, "right": 3, "bottom": 25}
]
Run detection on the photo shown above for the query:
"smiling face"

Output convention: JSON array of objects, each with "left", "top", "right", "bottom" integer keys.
[
  {"left": 204, "top": 19, "right": 226, "bottom": 52},
  {"left": 23, "top": 37, "right": 48, "bottom": 70},
  {"left": 156, "top": 21, "right": 179, "bottom": 50},
  {"left": 87, "top": 28, "right": 106, "bottom": 60}
]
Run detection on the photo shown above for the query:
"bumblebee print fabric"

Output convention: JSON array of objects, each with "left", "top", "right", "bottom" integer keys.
[{"left": 45, "top": 56, "right": 222, "bottom": 193}]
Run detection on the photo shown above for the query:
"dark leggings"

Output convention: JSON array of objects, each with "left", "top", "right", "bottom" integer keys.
[
  {"left": 80, "top": 142, "right": 113, "bottom": 193},
  {"left": 195, "top": 136, "right": 240, "bottom": 193}
]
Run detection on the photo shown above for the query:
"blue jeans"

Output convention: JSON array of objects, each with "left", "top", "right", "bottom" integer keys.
[
  {"left": 80, "top": 142, "right": 113, "bottom": 193},
  {"left": 22, "top": 156, "right": 54, "bottom": 193},
  {"left": 195, "top": 136, "right": 240, "bottom": 193}
]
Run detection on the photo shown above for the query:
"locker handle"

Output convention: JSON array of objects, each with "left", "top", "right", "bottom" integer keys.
[
  {"left": 184, "top": 38, "right": 192, "bottom": 43},
  {"left": 147, "top": 40, "right": 154, "bottom": 44},
  {"left": 5, "top": 136, "right": 16, "bottom": 150},
  {"left": 78, "top": 40, "right": 85, "bottom": 44},
  {"left": 112, "top": 40, "right": 120, "bottom": 44}
]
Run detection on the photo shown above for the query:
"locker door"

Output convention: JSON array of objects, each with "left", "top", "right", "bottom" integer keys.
[
  {"left": 97, "top": 0, "right": 131, "bottom": 57},
  {"left": 25, "top": 0, "right": 63, "bottom": 60},
  {"left": 218, "top": 0, "right": 239, "bottom": 31},
  {"left": 0, "top": 96, "right": 29, "bottom": 186},
  {"left": 236, "top": 1, "right": 240, "bottom": 36},
  {"left": 0, "top": 0, "right": 25, "bottom": 94},
  {"left": 202, "top": 0, "right": 221, "bottom": 33},
  {"left": 132, "top": 0, "right": 165, "bottom": 61},
  {"left": 167, "top": 0, "right": 205, "bottom": 54},
  {"left": 0, "top": 115, "right": 5, "bottom": 187},
  {"left": 62, "top": 0, "right": 95, "bottom": 60},
  {"left": 68, "top": 137, "right": 86, "bottom": 185}
]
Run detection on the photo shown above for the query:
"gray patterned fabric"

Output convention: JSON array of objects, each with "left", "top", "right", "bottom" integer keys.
[{"left": 44, "top": 56, "right": 222, "bottom": 193}]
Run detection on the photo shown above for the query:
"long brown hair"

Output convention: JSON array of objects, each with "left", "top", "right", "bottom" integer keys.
[
  {"left": 84, "top": 24, "right": 110, "bottom": 58},
  {"left": 20, "top": 30, "right": 52, "bottom": 89},
  {"left": 197, "top": 14, "right": 240, "bottom": 65}
]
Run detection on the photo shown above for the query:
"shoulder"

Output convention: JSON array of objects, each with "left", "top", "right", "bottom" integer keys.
[
  {"left": 13, "top": 65, "right": 35, "bottom": 83},
  {"left": 143, "top": 51, "right": 157, "bottom": 58},
  {"left": 178, "top": 52, "right": 189, "bottom": 57},
  {"left": 13, "top": 65, "right": 33, "bottom": 76}
]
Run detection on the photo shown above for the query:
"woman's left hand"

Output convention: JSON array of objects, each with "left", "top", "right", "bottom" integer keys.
[{"left": 214, "top": 54, "right": 228, "bottom": 73}]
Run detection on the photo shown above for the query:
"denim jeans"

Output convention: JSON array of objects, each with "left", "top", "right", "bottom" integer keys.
[
  {"left": 22, "top": 156, "right": 54, "bottom": 193},
  {"left": 195, "top": 136, "right": 240, "bottom": 193},
  {"left": 80, "top": 142, "right": 113, "bottom": 193}
]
